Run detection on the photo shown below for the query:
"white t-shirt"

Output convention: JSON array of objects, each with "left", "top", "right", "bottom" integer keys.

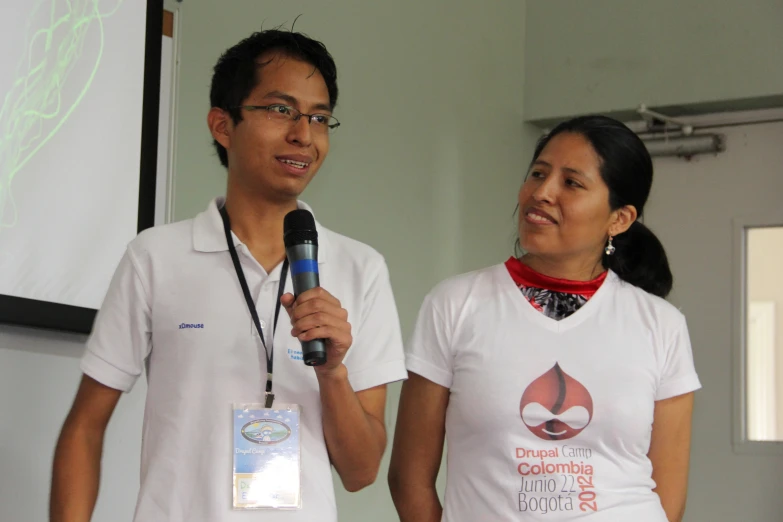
[
  {"left": 406, "top": 263, "right": 701, "bottom": 521},
  {"left": 81, "top": 197, "right": 407, "bottom": 522}
]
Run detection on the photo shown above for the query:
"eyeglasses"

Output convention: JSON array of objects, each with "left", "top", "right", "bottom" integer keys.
[{"left": 234, "top": 104, "right": 340, "bottom": 133}]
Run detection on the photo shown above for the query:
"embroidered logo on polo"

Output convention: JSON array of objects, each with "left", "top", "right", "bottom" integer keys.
[
  {"left": 520, "top": 363, "right": 593, "bottom": 441},
  {"left": 287, "top": 348, "right": 304, "bottom": 361},
  {"left": 179, "top": 323, "right": 204, "bottom": 329}
]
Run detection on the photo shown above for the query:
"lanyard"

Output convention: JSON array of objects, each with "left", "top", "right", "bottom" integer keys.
[{"left": 219, "top": 205, "right": 289, "bottom": 408}]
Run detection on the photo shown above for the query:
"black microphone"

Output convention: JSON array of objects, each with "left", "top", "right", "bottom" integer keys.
[{"left": 283, "top": 209, "right": 327, "bottom": 366}]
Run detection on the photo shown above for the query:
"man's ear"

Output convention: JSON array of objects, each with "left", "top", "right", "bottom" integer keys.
[{"left": 207, "top": 107, "right": 232, "bottom": 151}]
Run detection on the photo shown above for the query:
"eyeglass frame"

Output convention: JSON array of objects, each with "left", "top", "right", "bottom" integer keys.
[{"left": 231, "top": 104, "right": 341, "bottom": 131}]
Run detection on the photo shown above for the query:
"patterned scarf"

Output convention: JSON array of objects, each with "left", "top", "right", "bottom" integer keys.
[{"left": 505, "top": 257, "right": 607, "bottom": 321}]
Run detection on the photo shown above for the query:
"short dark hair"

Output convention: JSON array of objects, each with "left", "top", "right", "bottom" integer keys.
[
  {"left": 209, "top": 29, "right": 339, "bottom": 167},
  {"left": 529, "top": 115, "right": 673, "bottom": 298}
]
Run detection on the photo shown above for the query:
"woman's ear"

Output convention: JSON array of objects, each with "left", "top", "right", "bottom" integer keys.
[{"left": 609, "top": 205, "right": 638, "bottom": 236}]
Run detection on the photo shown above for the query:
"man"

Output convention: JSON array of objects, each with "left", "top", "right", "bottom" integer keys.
[{"left": 50, "top": 29, "right": 407, "bottom": 522}]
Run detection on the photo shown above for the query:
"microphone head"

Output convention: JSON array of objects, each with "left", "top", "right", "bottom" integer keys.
[{"left": 284, "top": 209, "right": 318, "bottom": 247}]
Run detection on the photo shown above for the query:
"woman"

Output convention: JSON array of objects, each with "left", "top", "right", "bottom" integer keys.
[{"left": 388, "top": 115, "right": 700, "bottom": 522}]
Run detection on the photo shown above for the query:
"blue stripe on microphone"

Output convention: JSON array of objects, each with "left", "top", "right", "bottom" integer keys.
[{"left": 290, "top": 259, "right": 319, "bottom": 276}]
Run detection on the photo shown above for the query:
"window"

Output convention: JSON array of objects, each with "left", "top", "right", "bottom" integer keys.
[{"left": 735, "top": 222, "right": 783, "bottom": 450}]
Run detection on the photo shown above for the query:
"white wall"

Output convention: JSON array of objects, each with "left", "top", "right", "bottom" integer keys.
[
  {"left": 524, "top": 0, "right": 783, "bottom": 125},
  {"left": 0, "top": 326, "right": 147, "bottom": 522}
]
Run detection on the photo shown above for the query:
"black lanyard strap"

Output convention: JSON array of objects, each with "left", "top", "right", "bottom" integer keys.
[{"left": 219, "top": 205, "right": 288, "bottom": 408}]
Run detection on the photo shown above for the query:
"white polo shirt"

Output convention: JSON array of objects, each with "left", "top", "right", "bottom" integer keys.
[
  {"left": 81, "top": 197, "right": 407, "bottom": 522},
  {"left": 406, "top": 263, "right": 701, "bottom": 521}
]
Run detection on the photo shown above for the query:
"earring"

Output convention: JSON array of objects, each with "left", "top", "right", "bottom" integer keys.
[{"left": 605, "top": 236, "right": 616, "bottom": 256}]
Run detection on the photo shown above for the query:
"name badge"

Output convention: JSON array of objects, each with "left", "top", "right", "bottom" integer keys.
[{"left": 232, "top": 403, "right": 301, "bottom": 509}]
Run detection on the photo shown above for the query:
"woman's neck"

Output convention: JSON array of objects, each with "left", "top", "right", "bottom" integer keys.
[{"left": 519, "top": 253, "right": 605, "bottom": 282}]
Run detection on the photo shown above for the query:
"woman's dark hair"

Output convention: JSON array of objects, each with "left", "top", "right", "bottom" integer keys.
[
  {"left": 529, "top": 115, "right": 673, "bottom": 298},
  {"left": 209, "top": 28, "right": 339, "bottom": 168}
]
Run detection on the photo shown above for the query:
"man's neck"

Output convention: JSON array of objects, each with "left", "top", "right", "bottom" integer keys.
[{"left": 223, "top": 184, "right": 298, "bottom": 273}]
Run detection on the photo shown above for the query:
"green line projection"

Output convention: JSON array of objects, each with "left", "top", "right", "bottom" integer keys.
[{"left": 0, "top": 0, "right": 124, "bottom": 231}]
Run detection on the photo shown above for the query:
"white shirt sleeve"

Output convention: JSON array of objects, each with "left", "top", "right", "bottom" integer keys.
[
  {"left": 405, "top": 289, "right": 454, "bottom": 389},
  {"left": 344, "top": 258, "right": 408, "bottom": 392},
  {"left": 656, "top": 312, "right": 702, "bottom": 401},
  {"left": 80, "top": 246, "right": 151, "bottom": 392}
]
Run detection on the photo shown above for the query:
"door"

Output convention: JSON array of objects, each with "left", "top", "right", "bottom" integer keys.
[{"left": 644, "top": 120, "right": 783, "bottom": 521}]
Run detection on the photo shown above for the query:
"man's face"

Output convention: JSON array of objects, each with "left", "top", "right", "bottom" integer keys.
[{"left": 211, "top": 51, "right": 333, "bottom": 201}]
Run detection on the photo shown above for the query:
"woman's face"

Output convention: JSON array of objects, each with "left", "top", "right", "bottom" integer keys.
[{"left": 518, "top": 132, "right": 631, "bottom": 264}]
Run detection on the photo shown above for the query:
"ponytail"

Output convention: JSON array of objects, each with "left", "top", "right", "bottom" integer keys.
[{"left": 603, "top": 221, "right": 673, "bottom": 298}]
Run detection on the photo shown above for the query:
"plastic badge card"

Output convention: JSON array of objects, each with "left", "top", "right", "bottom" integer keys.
[{"left": 232, "top": 403, "right": 301, "bottom": 509}]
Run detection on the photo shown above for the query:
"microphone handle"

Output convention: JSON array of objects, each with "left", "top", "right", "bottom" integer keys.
[{"left": 286, "top": 244, "right": 327, "bottom": 366}]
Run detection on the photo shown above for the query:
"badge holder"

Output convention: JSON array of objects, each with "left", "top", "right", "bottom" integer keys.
[{"left": 232, "top": 403, "right": 302, "bottom": 509}]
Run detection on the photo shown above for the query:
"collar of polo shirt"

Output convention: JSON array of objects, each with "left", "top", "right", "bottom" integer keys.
[{"left": 192, "top": 197, "right": 331, "bottom": 265}]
